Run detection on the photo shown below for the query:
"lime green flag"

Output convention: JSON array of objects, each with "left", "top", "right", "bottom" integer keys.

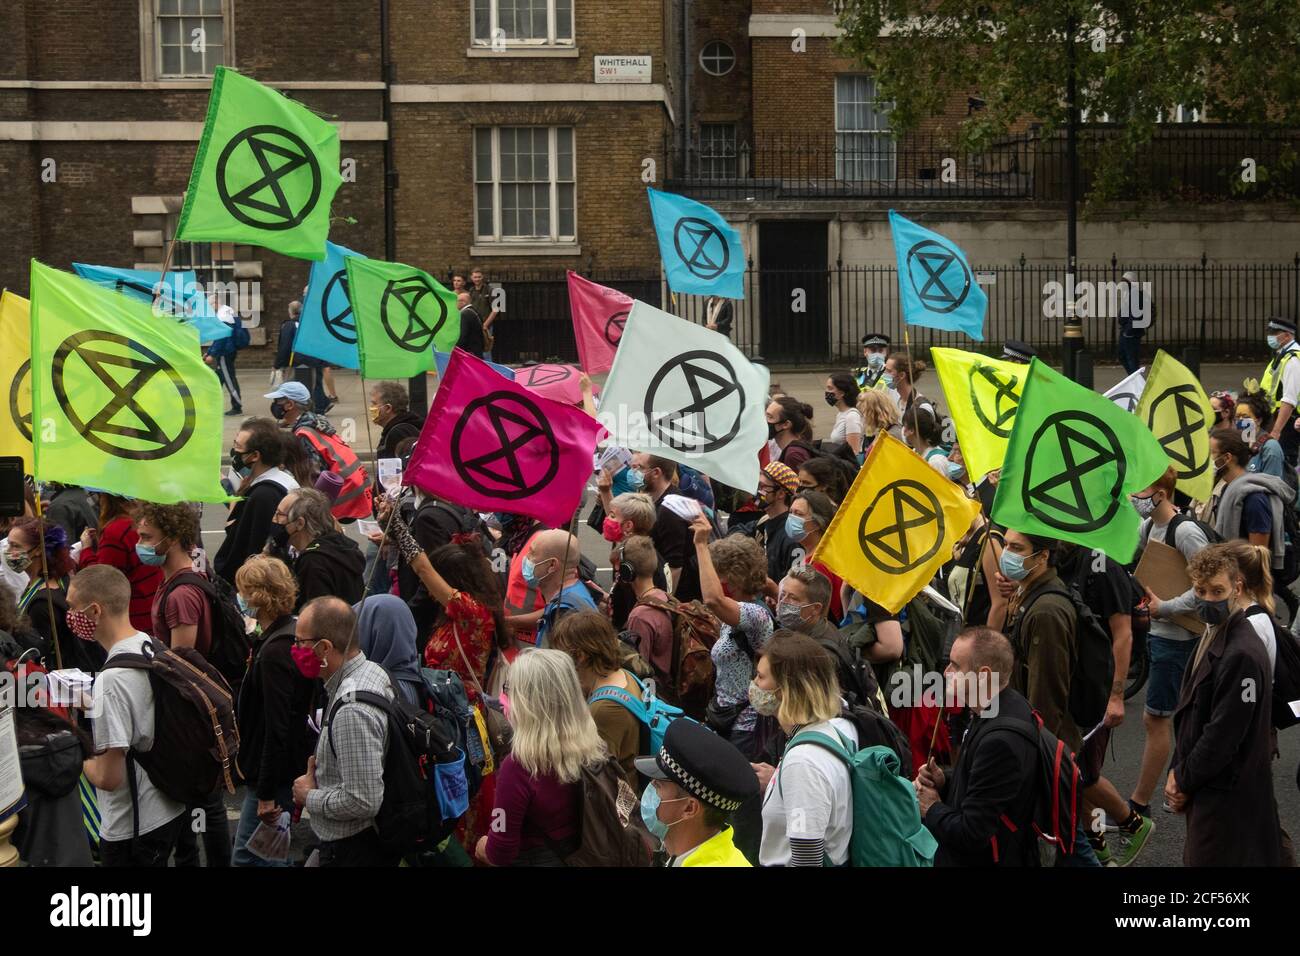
[
  {"left": 346, "top": 258, "right": 459, "bottom": 378},
  {"left": 1135, "top": 349, "right": 1216, "bottom": 502},
  {"left": 991, "top": 359, "right": 1169, "bottom": 562},
  {"left": 176, "top": 66, "right": 342, "bottom": 260},
  {"left": 28, "top": 261, "right": 230, "bottom": 504}
]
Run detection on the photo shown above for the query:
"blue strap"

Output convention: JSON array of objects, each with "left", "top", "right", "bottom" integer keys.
[{"left": 588, "top": 682, "right": 648, "bottom": 723}]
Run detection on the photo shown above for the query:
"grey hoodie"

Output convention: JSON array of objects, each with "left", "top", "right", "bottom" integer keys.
[{"left": 1214, "top": 472, "right": 1296, "bottom": 568}]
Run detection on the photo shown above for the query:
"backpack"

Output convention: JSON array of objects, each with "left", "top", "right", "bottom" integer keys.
[
  {"left": 157, "top": 570, "right": 251, "bottom": 697},
  {"left": 327, "top": 682, "right": 468, "bottom": 857},
  {"left": 1244, "top": 605, "right": 1300, "bottom": 730},
  {"left": 840, "top": 701, "right": 913, "bottom": 772},
  {"left": 101, "top": 638, "right": 240, "bottom": 811},
  {"left": 549, "top": 757, "right": 653, "bottom": 867},
  {"left": 814, "top": 634, "right": 883, "bottom": 714},
  {"left": 1165, "top": 512, "right": 1224, "bottom": 548},
  {"left": 788, "top": 439, "right": 859, "bottom": 489},
  {"left": 781, "top": 730, "right": 936, "bottom": 867},
  {"left": 232, "top": 318, "right": 251, "bottom": 349},
  {"left": 587, "top": 670, "right": 688, "bottom": 756},
  {"left": 1017, "top": 582, "right": 1115, "bottom": 732},
  {"left": 417, "top": 667, "right": 489, "bottom": 784},
  {"left": 983, "top": 711, "right": 1084, "bottom": 858},
  {"left": 633, "top": 593, "right": 719, "bottom": 720}
]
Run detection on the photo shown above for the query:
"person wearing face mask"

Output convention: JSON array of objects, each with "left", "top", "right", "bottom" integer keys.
[
  {"left": 1259, "top": 316, "right": 1300, "bottom": 467},
  {"left": 600, "top": 491, "right": 663, "bottom": 630},
  {"left": 1235, "top": 391, "right": 1284, "bottom": 478},
  {"left": 266, "top": 380, "right": 373, "bottom": 521},
  {"left": 76, "top": 493, "right": 162, "bottom": 636},
  {"left": 1131, "top": 466, "right": 1210, "bottom": 820},
  {"left": 743, "top": 461, "right": 800, "bottom": 582},
  {"left": 271, "top": 488, "right": 364, "bottom": 611},
  {"left": 366, "top": 379, "right": 424, "bottom": 501},
  {"left": 824, "top": 373, "right": 864, "bottom": 456},
  {"left": 525, "top": 528, "right": 598, "bottom": 648},
  {"left": 753, "top": 631, "right": 860, "bottom": 867},
  {"left": 1168, "top": 546, "right": 1283, "bottom": 866},
  {"left": 853, "top": 332, "right": 891, "bottom": 391},
  {"left": 213, "top": 417, "right": 299, "bottom": 586},
  {"left": 74, "top": 565, "right": 187, "bottom": 866},
  {"left": 231, "top": 556, "right": 314, "bottom": 867},
  {"left": 501, "top": 513, "right": 549, "bottom": 644},
  {"left": 291, "top": 596, "right": 399, "bottom": 867},
  {"left": 7, "top": 517, "right": 99, "bottom": 672},
  {"left": 902, "top": 406, "right": 950, "bottom": 476},
  {"left": 630, "top": 451, "right": 703, "bottom": 601},
  {"left": 765, "top": 396, "right": 816, "bottom": 471},
  {"left": 789, "top": 490, "right": 842, "bottom": 619},
  {"left": 635, "top": 716, "right": 758, "bottom": 866}
]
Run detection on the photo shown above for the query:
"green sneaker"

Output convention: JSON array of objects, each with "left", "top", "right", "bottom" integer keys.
[
  {"left": 1113, "top": 814, "right": 1155, "bottom": 867},
  {"left": 1092, "top": 838, "right": 1115, "bottom": 867}
]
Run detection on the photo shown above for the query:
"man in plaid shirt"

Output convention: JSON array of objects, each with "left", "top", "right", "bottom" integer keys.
[{"left": 291, "top": 596, "right": 397, "bottom": 867}]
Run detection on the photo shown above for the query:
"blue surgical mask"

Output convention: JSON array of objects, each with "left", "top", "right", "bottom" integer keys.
[
  {"left": 999, "top": 548, "right": 1039, "bottom": 582},
  {"left": 867, "top": 352, "right": 886, "bottom": 369},
  {"left": 785, "top": 513, "right": 807, "bottom": 541},
  {"left": 881, "top": 373, "right": 895, "bottom": 389},
  {"left": 625, "top": 468, "right": 645, "bottom": 491},
  {"left": 947, "top": 461, "right": 965, "bottom": 481},
  {"left": 236, "top": 594, "right": 259, "bottom": 618},
  {"left": 639, "top": 783, "right": 686, "bottom": 846},
  {"left": 135, "top": 542, "right": 166, "bottom": 566},
  {"left": 1268, "top": 334, "right": 1281, "bottom": 352},
  {"left": 521, "top": 556, "right": 538, "bottom": 586}
]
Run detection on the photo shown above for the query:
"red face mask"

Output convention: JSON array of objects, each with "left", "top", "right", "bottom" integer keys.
[
  {"left": 66, "top": 606, "right": 99, "bottom": 642},
  {"left": 291, "top": 643, "right": 323, "bottom": 679},
  {"left": 601, "top": 517, "right": 625, "bottom": 543}
]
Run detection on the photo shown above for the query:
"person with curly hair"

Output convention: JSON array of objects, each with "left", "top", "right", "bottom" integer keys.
[{"left": 5, "top": 517, "right": 98, "bottom": 671}]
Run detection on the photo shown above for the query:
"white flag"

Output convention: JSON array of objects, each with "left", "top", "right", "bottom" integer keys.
[
  {"left": 597, "top": 300, "right": 770, "bottom": 493},
  {"left": 1104, "top": 367, "right": 1147, "bottom": 413}
]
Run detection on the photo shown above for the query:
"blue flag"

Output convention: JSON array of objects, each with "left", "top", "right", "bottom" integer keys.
[
  {"left": 293, "top": 241, "right": 366, "bottom": 368},
  {"left": 71, "top": 263, "right": 232, "bottom": 344},
  {"left": 889, "top": 210, "right": 986, "bottom": 342},
  {"left": 647, "top": 188, "right": 745, "bottom": 299},
  {"left": 433, "top": 350, "right": 514, "bottom": 382}
]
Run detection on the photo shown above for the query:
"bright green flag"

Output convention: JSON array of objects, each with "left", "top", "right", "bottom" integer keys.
[
  {"left": 346, "top": 258, "right": 459, "bottom": 378},
  {"left": 28, "top": 260, "right": 230, "bottom": 504},
  {"left": 991, "top": 358, "right": 1169, "bottom": 562},
  {"left": 176, "top": 66, "right": 342, "bottom": 260},
  {"left": 1135, "top": 349, "right": 1216, "bottom": 502}
]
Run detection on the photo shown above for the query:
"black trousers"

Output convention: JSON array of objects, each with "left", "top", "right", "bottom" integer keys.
[
  {"left": 172, "top": 791, "right": 231, "bottom": 867},
  {"left": 317, "top": 825, "right": 399, "bottom": 867},
  {"left": 100, "top": 813, "right": 185, "bottom": 868}
]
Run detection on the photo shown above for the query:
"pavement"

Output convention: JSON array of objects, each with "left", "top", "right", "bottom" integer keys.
[{"left": 204, "top": 356, "right": 1298, "bottom": 868}]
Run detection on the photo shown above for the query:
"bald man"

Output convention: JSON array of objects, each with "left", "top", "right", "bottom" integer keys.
[
  {"left": 526, "top": 529, "right": 597, "bottom": 648},
  {"left": 456, "top": 290, "right": 485, "bottom": 356}
]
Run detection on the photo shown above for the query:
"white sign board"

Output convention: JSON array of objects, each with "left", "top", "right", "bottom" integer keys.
[
  {"left": 595, "top": 55, "right": 651, "bottom": 84},
  {"left": 975, "top": 271, "right": 997, "bottom": 286}
]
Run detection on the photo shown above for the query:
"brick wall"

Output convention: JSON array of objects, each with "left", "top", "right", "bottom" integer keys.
[{"left": 691, "top": 0, "right": 752, "bottom": 146}]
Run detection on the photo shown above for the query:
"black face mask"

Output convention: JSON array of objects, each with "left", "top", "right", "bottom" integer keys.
[
  {"left": 767, "top": 422, "right": 779, "bottom": 441},
  {"left": 230, "top": 449, "right": 252, "bottom": 474},
  {"left": 269, "top": 523, "right": 290, "bottom": 549},
  {"left": 270, "top": 399, "right": 287, "bottom": 420},
  {"left": 824, "top": 391, "right": 839, "bottom": 407}
]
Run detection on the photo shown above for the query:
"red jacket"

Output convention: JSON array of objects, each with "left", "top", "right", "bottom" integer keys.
[{"left": 77, "top": 516, "right": 163, "bottom": 636}]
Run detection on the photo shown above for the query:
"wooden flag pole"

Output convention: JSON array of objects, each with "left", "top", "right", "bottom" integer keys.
[{"left": 31, "top": 490, "right": 64, "bottom": 672}]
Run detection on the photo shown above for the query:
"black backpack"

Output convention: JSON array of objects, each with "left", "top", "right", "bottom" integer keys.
[
  {"left": 788, "top": 439, "right": 860, "bottom": 489},
  {"left": 1165, "top": 512, "right": 1224, "bottom": 548},
  {"left": 157, "top": 570, "right": 250, "bottom": 697},
  {"left": 1017, "top": 582, "right": 1115, "bottom": 732},
  {"left": 841, "top": 701, "right": 913, "bottom": 774},
  {"left": 984, "top": 711, "right": 1084, "bottom": 858},
  {"left": 815, "top": 633, "right": 882, "bottom": 714},
  {"left": 1244, "top": 605, "right": 1300, "bottom": 730},
  {"left": 327, "top": 684, "right": 467, "bottom": 858}
]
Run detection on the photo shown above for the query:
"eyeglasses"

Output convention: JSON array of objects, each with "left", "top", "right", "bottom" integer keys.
[{"left": 292, "top": 636, "right": 322, "bottom": 648}]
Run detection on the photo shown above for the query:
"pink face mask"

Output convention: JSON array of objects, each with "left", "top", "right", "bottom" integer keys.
[
  {"left": 601, "top": 517, "right": 625, "bottom": 543},
  {"left": 291, "top": 643, "right": 323, "bottom": 679}
]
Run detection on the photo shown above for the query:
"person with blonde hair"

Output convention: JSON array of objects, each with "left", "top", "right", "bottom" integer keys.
[
  {"left": 1223, "top": 541, "right": 1279, "bottom": 674},
  {"left": 751, "top": 631, "right": 858, "bottom": 867},
  {"left": 856, "top": 387, "right": 902, "bottom": 457},
  {"left": 232, "top": 555, "right": 314, "bottom": 867},
  {"left": 475, "top": 649, "right": 608, "bottom": 867}
]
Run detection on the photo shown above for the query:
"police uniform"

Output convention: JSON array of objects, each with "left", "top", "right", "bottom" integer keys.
[
  {"left": 854, "top": 333, "right": 891, "bottom": 390},
  {"left": 634, "top": 719, "right": 758, "bottom": 868},
  {"left": 1001, "top": 340, "right": 1038, "bottom": 365},
  {"left": 1261, "top": 317, "right": 1300, "bottom": 465}
]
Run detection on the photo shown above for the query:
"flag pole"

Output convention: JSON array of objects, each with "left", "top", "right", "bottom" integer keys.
[{"left": 31, "top": 490, "right": 64, "bottom": 672}]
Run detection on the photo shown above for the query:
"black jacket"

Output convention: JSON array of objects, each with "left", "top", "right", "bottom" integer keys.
[
  {"left": 374, "top": 410, "right": 425, "bottom": 502},
  {"left": 399, "top": 498, "right": 479, "bottom": 634},
  {"left": 457, "top": 305, "right": 485, "bottom": 355},
  {"left": 293, "top": 531, "right": 366, "bottom": 610},
  {"left": 45, "top": 487, "right": 97, "bottom": 542},
  {"left": 214, "top": 474, "right": 294, "bottom": 584},
  {"left": 924, "top": 687, "right": 1041, "bottom": 867},
  {"left": 236, "top": 616, "right": 318, "bottom": 798},
  {"left": 14, "top": 729, "right": 92, "bottom": 866}
]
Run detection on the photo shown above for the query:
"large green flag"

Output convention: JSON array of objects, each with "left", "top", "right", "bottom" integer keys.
[
  {"left": 346, "top": 258, "right": 459, "bottom": 378},
  {"left": 176, "top": 66, "right": 341, "bottom": 260},
  {"left": 1135, "top": 348, "right": 1216, "bottom": 502},
  {"left": 28, "top": 261, "right": 230, "bottom": 504},
  {"left": 991, "top": 358, "right": 1169, "bottom": 561}
]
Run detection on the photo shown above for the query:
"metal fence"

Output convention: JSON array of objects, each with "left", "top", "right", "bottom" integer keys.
[
  {"left": 485, "top": 258, "right": 1300, "bottom": 368},
  {"left": 663, "top": 126, "right": 1300, "bottom": 202}
]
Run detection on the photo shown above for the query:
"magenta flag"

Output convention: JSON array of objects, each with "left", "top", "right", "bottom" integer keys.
[
  {"left": 567, "top": 271, "right": 632, "bottom": 375},
  {"left": 515, "top": 362, "right": 596, "bottom": 406},
  {"left": 405, "top": 348, "right": 608, "bottom": 527}
]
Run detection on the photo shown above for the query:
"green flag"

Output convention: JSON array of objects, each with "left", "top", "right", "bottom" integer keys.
[
  {"left": 176, "top": 66, "right": 342, "bottom": 260},
  {"left": 346, "top": 258, "right": 459, "bottom": 378},
  {"left": 1135, "top": 348, "right": 1216, "bottom": 502},
  {"left": 28, "top": 260, "right": 230, "bottom": 504},
  {"left": 991, "top": 358, "right": 1169, "bottom": 561}
]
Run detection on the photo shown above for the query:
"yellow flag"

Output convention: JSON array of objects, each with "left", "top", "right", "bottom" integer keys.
[
  {"left": 931, "top": 346, "right": 1025, "bottom": 482},
  {"left": 1135, "top": 349, "right": 1215, "bottom": 501},
  {"left": 811, "top": 430, "right": 981, "bottom": 614},
  {"left": 0, "top": 291, "right": 32, "bottom": 473}
]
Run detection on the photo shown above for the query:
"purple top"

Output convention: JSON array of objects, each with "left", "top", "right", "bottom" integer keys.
[{"left": 484, "top": 754, "right": 580, "bottom": 866}]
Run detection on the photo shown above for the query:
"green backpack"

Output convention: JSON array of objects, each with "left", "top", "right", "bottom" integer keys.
[{"left": 781, "top": 730, "right": 937, "bottom": 868}]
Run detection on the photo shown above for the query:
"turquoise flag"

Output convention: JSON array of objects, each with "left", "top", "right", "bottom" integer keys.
[
  {"left": 71, "top": 263, "right": 231, "bottom": 344},
  {"left": 293, "top": 240, "right": 366, "bottom": 368},
  {"left": 889, "top": 209, "right": 986, "bottom": 341},
  {"left": 647, "top": 188, "right": 745, "bottom": 299}
]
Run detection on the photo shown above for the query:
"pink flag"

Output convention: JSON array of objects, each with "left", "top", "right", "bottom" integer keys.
[
  {"left": 515, "top": 362, "right": 597, "bottom": 406},
  {"left": 567, "top": 271, "right": 632, "bottom": 375},
  {"left": 406, "top": 348, "right": 607, "bottom": 528}
]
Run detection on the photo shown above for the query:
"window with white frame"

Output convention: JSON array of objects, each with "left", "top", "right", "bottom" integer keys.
[
  {"left": 699, "top": 41, "right": 735, "bottom": 77},
  {"left": 699, "top": 124, "right": 737, "bottom": 179},
  {"left": 835, "top": 75, "right": 895, "bottom": 181},
  {"left": 472, "top": 0, "right": 574, "bottom": 46},
  {"left": 156, "top": 0, "right": 227, "bottom": 77},
  {"left": 475, "top": 128, "right": 576, "bottom": 243}
]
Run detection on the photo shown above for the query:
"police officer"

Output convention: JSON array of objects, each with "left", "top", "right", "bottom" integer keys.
[
  {"left": 635, "top": 719, "right": 759, "bottom": 867},
  {"left": 1260, "top": 316, "right": 1300, "bottom": 466},
  {"left": 1001, "top": 340, "right": 1038, "bottom": 365},
  {"left": 855, "top": 333, "right": 891, "bottom": 389}
]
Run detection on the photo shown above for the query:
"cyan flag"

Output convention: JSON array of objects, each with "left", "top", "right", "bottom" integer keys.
[
  {"left": 889, "top": 210, "right": 986, "bottom": 342},
  {"left": 71, "top": 263, "right": 231, "bottom": 344},
  {"left": 293, "top": 241, "right": 366, "bottom": 368},
  {"left": 647, "top": 187, "right": 745, "bottom": 299},
  {"left": 433, "top": 350, "right": 514, "bottom": 382}
]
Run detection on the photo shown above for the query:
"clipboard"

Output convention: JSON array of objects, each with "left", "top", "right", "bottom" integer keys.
[{"left": 1134, "top": 538, "right": 1203, "bottom": 634}]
